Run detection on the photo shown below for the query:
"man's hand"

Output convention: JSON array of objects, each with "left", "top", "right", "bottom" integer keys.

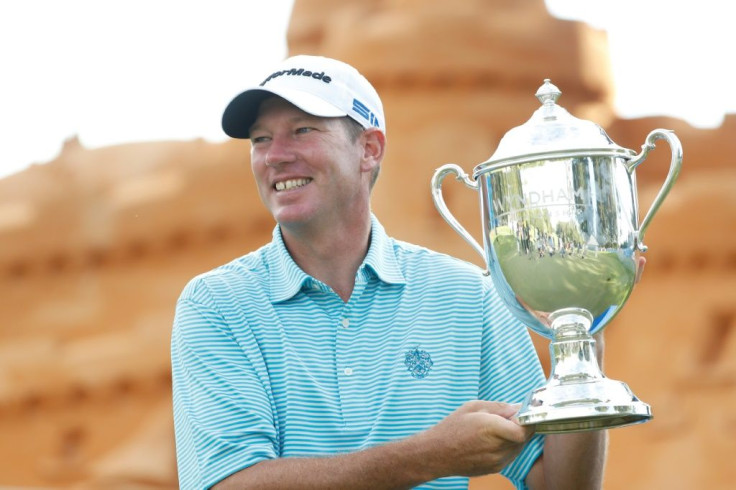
[{"left": 417, "top": 400, "right": 535, "bottom": 478}]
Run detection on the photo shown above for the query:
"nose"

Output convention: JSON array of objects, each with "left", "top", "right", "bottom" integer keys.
[{"left": 264, "top": 134, "right": 296, "bottom": 167}]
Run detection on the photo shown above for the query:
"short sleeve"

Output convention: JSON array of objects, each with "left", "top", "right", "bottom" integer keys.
[
  {"left": 478, "top": 278, "right": 546, "bottom": 489},
  {"left": 172, "top": 280, "right": 278, "bottom": 489}
]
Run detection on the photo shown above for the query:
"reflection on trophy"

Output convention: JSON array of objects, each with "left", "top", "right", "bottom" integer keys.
[{"left": 431, "top": 80, "right": 682, "bottom": 434}]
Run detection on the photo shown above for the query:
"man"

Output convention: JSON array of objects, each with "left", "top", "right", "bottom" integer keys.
[{"left": 172, "top": 55, "right": 608, "bottom": 489}]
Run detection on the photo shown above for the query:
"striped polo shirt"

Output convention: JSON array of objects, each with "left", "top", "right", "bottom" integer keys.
[{"left": 172, "top": 216, "right": 545, "bottom": 489}]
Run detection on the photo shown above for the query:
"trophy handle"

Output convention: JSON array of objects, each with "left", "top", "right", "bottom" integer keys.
[
  {"left": 430, "top": 164, "right": 486, "bottom": 266},
  {"left": 625, "top": 129, "right": 683, "bottom": 252}
]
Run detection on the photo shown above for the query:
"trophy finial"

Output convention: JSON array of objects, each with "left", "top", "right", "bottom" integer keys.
[{"left": 536, "top": 79, "right": 561, "bottom": 105}]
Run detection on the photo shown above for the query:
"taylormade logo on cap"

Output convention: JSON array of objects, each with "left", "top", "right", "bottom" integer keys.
[
  {"left": 222, "top": 55, "right": 385, "bottom": 139},
  {"left": 260, "top": 68, "right": 333, "bottom": 85}
]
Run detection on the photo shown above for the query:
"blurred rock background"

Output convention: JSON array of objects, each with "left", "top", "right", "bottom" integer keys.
[{"left": 0, "top": 0, "right": 734, "bottom": 488}]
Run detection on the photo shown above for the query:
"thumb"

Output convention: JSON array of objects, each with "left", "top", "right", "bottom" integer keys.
[
  {"left": 502, "top": 402, "right": 523, "bottom": 420},
  {"left": 475, "top": 401, "right": 522, "bottom": 420}
]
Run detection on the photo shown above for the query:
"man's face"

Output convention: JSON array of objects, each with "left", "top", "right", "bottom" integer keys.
[{"left": 249, "top": 96, "right": 370, "bottom": 230}]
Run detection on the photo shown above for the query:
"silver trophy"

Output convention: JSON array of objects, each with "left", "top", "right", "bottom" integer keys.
[{"left": 431, "top": 80, "right": 682, "bottom": 433}]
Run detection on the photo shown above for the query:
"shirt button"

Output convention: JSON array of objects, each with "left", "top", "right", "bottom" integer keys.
[
  {"left": 343, "top": 368, "right": 353, "bottom": 376},
  {"left": 341, "top": 318, "right": 350, "bottom": 328}
]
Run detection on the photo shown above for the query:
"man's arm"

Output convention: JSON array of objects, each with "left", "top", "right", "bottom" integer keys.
[
  {"left": 214, "top": 401, "right": 534, "bottom": 490},
  {"left": 525, "top": 431, "right": 607, "bottom": 490},
  {"left": 525, "top": 329, "right": 612, "bottom": 490}
]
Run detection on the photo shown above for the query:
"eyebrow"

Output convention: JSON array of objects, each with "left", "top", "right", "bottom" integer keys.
[{"left": 250, "top": 114, "right": 323, "bottom": 135}]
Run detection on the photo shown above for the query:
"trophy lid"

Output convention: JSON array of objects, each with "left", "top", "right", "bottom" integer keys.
[{"left": 477, "top": 79, "right": 635, "bottom": 173}]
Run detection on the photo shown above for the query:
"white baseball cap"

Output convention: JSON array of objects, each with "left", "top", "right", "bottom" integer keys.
[{"left": 222, "top": 55, "right": 385, "bottom": 139}]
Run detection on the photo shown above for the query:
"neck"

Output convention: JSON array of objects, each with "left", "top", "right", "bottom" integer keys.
[{"left": 281, "top": 212, "right": 372, "bottom": 302}]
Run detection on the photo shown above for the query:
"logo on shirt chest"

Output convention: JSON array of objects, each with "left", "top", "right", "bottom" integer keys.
[{"left": 404, "top": 346, "right": 434, "bottom": 379}]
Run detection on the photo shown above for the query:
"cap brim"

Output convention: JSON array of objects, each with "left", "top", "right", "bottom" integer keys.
[{"left": 222, "top": 87, "right": 348, "bottom": 139}]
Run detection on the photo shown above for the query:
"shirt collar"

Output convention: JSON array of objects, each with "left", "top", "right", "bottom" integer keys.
[
  {"left": 265, "top": 226, "right": 311, "bottom": 303},
  {"left": 363, "top": 214, "right": 406, "bottom": 286},
  {"left": 266, "top": 214, "right": 406, "bottom": 303}
]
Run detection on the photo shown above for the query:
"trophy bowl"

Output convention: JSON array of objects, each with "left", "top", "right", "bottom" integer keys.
[{"left": 432, "top": 80, "right": 682, "bottom": 433}]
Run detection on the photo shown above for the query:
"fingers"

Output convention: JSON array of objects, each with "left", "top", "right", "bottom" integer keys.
[
  {"left": 460, "top": 400, "right": 533, "bottom": 443},
  {"left": 635, "top": 256, "right": 646, "bottom": 284},
  {"left": 461, "top": 400, "right": 520, "bottom": 419},
  {"left": 429, "top": 400, "right": 536, "bottom": 476},
  {"left": 488, "top": 413, "right": 534, "bottom": 444}
]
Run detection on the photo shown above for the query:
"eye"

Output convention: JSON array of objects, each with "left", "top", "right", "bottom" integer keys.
[
  {"left": 295, "top": 126, "right": 314, "bottom": 135},
  {"left": 251, "top": 134, "right": 271, "bottom": 144}
]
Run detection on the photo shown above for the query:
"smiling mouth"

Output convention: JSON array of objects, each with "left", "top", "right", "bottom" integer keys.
[{"left": 274, "top": 178, "right": 312, "bottom": 191}]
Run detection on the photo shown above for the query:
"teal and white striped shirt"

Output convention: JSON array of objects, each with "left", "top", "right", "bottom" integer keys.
[{"left": 172, "top": 216, "right": 545, "bottom": 489}]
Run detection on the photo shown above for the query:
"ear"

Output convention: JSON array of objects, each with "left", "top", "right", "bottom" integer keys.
[{"left": 359, "top": 128, "right": 386, "bottom": 174}]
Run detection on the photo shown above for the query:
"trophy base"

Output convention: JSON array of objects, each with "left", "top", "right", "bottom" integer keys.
[
  {"left": 517, "top": 375, "right": 652, "bottom": 434},
  {"left": 518, "top": 313, "right": 652, "bottom": 434}
]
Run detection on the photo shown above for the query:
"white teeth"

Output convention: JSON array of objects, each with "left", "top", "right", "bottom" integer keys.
[{"left": 275, "top": 178, "right": 311, "bottom": 191}]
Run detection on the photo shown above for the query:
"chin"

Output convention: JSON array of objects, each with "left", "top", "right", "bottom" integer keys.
[{"left": 272, "top": 208, "right": 318, "bottom": 227}]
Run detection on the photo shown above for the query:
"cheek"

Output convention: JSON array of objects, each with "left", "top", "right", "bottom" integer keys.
[
  {"left": 249, "top": 152, "right": 266, "bottom": 178},
  {"left": 249, "top": 156, "right": 271, "bottom": 197}
]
